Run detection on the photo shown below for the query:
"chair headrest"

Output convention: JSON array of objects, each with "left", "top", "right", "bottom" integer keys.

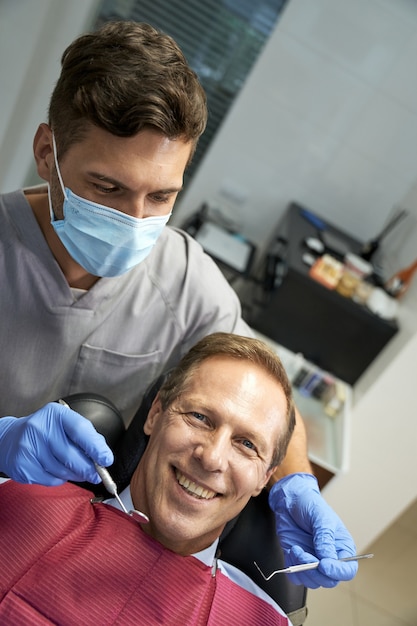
[{"left": 61, "top": 393, "right": 125, "bottom": 450}]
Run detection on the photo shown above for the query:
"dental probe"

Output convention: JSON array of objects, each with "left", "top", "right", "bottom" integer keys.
[
  {"left": 93, "top": 463, "right": 149, "bottom": 524},
  {"left": 94, "top": 463, "right": 149, "bottom": 523},
  {"left": 254, "top": 553, "right": 374, "bottom": 580},
  {"left": 93, "top": 462, "right": 129, "bottom": 513},
  {"left": 58, "top": 399, "right": 149, "bottom": 524}
]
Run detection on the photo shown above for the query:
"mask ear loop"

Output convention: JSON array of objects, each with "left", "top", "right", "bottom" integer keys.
[{"left": 47, "top": 183, "right": 56, "bottom": 223}]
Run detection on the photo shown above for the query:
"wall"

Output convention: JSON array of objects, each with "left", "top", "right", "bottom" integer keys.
[
  {"left": 0, "top": 0, "right": 416, "bottom": 549},
  {"left": 328, "top": 180, "right": 417, "bottom": 551},
  {"left": 0, "top": 0, "right": 99, "bottom": 191},
  {"left": 324, "top": 331, "right": 417, "bottom": 552},
  {"left": 173, "top": 0, "right": 417, "bottom": 268}
]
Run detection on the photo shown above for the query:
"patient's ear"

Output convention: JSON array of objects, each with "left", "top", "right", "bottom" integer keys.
[
  {"left": 33, "top": 123, "right": 54, "bottom": 182},
  {"left": 143, "top": 394, "right": 162, "bottom": 435}
]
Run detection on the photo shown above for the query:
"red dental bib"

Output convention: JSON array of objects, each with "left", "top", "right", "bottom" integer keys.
[{"left": 0, "top": 481, "right": 288, "bottom": 625}]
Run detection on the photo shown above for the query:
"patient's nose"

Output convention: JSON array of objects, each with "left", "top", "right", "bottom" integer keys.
[{"left": 193, "top": 432, "right": 230, "bottom": 472}]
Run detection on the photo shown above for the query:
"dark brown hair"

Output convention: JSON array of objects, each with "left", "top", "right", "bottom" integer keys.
[
  {"left": 49, "top": 21, "right": 207, "bottom": 159},
  {"left": 158, "top": 333, "right": 295, "bottom": 468}
]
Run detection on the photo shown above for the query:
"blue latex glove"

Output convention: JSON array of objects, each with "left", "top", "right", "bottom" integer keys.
[
  {"left": 269, "top": 473, "right": 358, "bottom": 588},
  {"left": 0, "top": 402, "right": 113, "bottom": 486}
]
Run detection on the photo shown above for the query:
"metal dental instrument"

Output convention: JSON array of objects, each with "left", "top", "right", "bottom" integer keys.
[
  {"left": 94, "top": 463, "right": 128, "bottom": 513},
  {"left": 254, "top": 553, "right": 374, "bottom": 580},
  {"left": 58, "top": 399, "right": 149, "bottom": 524},
  {"left": 94, "top": 463, "right": 149, "bottom": 524}
]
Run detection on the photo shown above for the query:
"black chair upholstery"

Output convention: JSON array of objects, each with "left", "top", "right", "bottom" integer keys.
[
  {"left": 64, "top": 384, "right": 307, "bottom": 625},
  {"left": 61, "top": 393, "right": 125, "bottom": 449},
  {"left": 218, "top": 492, "right": 307, "bottom": 622}
]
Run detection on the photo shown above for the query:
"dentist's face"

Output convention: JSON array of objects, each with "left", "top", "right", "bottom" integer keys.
[
  {"left": 35, "top": 122, "right": 192, "bottom": 221},
  {"left": 130, "top": 356, "right": 288, "bottom": 555}
]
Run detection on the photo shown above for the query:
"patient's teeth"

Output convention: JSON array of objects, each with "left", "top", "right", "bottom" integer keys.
[{"left": 175, "top": 470, "right": 216, "bottom": 499}]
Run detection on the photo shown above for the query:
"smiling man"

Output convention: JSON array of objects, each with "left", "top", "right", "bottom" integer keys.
[
  {"left": 130, "top": 333, "right": 294, "bottom": 558},
  {"left": 0, "top": 333, "right": 294, "bottom": 625}
]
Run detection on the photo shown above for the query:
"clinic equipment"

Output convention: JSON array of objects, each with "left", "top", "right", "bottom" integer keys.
[{"left": 254, "top": 553, "right": 373, "bottom": 580}]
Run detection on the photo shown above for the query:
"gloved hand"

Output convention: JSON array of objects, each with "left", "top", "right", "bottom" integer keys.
[
  {"left": 269, "top": 473, "right": 358, "bottom": 588},
  {"left": 0, "top": 402, "right": 113, "bottom": 486}
]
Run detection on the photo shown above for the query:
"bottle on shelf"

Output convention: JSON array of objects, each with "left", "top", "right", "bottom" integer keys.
[{"left": 385, "top": 258, "right": 417, "bottom": 298}]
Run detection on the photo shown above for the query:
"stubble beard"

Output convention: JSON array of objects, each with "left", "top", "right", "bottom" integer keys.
[{"left": 48, "top": 167, "right": 65, "bottom": 221}]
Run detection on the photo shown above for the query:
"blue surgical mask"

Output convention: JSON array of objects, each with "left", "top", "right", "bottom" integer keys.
[{"left": 48, "top": 135, "right": 171, "bottom": 277}]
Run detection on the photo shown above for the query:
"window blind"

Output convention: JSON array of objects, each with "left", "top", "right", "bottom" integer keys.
[{"left": 94, "top": 0, "right": 289, "bottom": 187}]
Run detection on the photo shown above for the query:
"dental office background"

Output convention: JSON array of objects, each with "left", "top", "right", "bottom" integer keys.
[{"left": 1, "top": 0, "right": 416, "bottom": 553}]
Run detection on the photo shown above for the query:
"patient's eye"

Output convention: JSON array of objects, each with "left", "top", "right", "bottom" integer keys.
[
  {"left": 242, "top": 439, "right": 255, "bottom": 450},
  {"left": 235, "top": 437, "right": 259, "bottom": 457},
  {"left": 190, "top": 412, "right": 207, "bottom": 423},
  {"left": 183, "top": 411, "right": 212, "bottom": 429}
]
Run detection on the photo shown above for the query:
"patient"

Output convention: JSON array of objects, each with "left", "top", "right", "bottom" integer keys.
[{"left": 0, "top": 333, "right": 297, "bottom": 625}]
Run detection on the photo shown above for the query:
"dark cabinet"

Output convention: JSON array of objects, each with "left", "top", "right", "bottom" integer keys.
[{"left": 251, "top": 203, "right": 398, "bottom": 385}]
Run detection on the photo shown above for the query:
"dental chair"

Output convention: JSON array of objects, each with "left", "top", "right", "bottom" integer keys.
[{"left": 63, "top": 381, "right": 308, "bottom": 626}]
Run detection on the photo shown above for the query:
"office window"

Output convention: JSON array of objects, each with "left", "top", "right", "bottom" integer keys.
[{"left": 94, "top": 0, "right": 289, "bottom": 187}]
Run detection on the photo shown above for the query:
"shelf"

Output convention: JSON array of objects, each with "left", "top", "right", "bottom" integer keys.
[{"left": 252, "top": 330, "right": 351, "bottom": 475}]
